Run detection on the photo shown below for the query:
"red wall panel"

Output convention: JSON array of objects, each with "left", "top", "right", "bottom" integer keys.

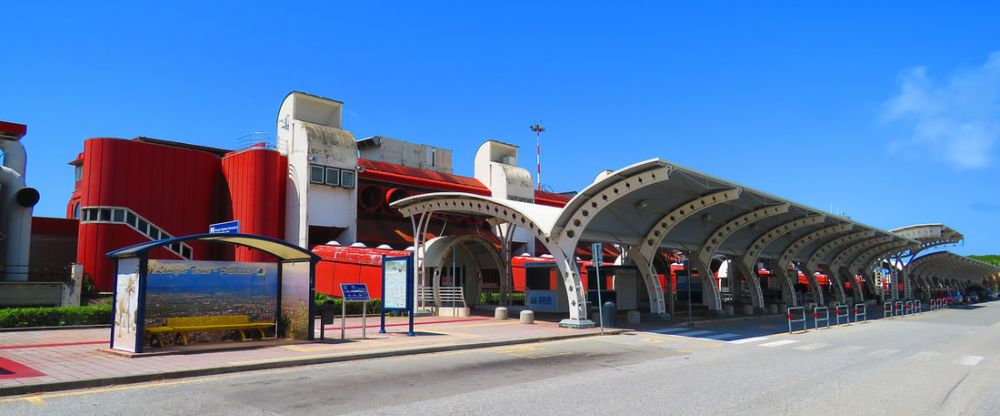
[
  {"left": 75, "top": 138, "right": 221, "bottom": 291},
  {"left": 221, "top": 148, "right": 287, "bottom": 262}
]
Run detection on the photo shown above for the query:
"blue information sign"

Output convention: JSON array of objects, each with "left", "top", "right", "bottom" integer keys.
[
  {"left": 340, "top": 283, "right": 370, "bottom": 302},
  {"left": 209, "top": 220, "right": 240, "bottom": 234}
]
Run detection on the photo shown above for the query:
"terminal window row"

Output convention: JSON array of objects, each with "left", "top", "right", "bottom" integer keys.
[
  {"left": 79, "top": 206, "right": 193, "bottom": 260},
  {"left": 309, "top": 164, "right": 356, "bottom": 189}
]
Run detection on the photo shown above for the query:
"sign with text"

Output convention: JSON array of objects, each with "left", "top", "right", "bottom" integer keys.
[
  {"left": 209, "top": 220, "right": 240, "bottom": 234},
  {"left": 340, "top": 283, "right": 370, "bottom": 302},
  {"left": 526, "top": 290, "right": 558, "bottom": 312},
  {"left": 380, "top": 254, "right": 414, "bottom": 336},
  {"left": 382, "top": 257, "right": 410, "bottom": 310},
  {"left": 591, "top": 242, "right": 603, "bottom": 264}
]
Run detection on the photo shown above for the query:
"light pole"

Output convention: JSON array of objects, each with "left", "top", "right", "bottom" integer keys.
[{"left": 529, "top": 124, "right": 545, "bottom": 190}]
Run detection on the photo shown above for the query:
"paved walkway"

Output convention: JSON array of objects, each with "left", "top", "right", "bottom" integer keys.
[{"left": 0, "top": 315, "right": 611, "bottom": 395}]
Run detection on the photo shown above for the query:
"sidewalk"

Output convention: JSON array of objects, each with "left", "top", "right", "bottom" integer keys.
[{"left": 0, "top": 315, "right": 619, "bottom": 397}]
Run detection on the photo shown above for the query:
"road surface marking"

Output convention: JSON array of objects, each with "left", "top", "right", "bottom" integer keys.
[
  {"left": 648, "top": 327, "right": 688, "bottom": 334},
  {"left": 674, "top": 330, "right": 714, "bottom": 337},
  {"left": 869, "top": 349, "right": 900, "bottom": 358},
  {"left": 703, "top": 333, "right": 739, "bottom": 340},
  {"left": 729, "top": 337, "right": 769, "bottom": 344},
  {"left": 910, "top": 351, "right": 941, "bottom": 361},
  {"left": 759, "top": 340, "right": 799, "bottom": 348},
  {"left": 793, "top": 343, "right": 830, "bottom": 351},
  {"left": 835, "top": 345, "right": 866, "bottom": 354},
  {"left": 955, "top": 355, "right": 984, "bottom": 366}
]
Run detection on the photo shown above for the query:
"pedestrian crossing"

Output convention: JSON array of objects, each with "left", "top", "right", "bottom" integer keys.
[{"left": 637, "top": 327, "right": 987, "bottom": 367}]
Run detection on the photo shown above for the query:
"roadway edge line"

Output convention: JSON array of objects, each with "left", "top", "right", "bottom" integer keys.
[{"left": 0, "top": 328, "right": 627, "bottom": 398}]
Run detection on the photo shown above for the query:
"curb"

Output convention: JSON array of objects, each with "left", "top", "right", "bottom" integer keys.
[{"left": 0, "top": 328, "right": 625, "bottom": 397}]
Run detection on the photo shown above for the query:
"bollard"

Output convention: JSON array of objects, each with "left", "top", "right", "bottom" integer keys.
[
  {"left": 904, "top": 301, "right": 913, "bottom": 315},
  {"left": 895, "top": 301, "right": 904, "bottom": 317},
  {"left": 601, "top": 301, "right": 616, "bottom": 327},
  {"left": 519, "top": 309, "right": 535, "bottom": 324},
  {"left": 883, "top": 302, "right": 893, "bottom": 318},
  {"left": 494, "top": 307, "right": 508, "bottom": 320},
  {"left": 626, "top": 310, "right": 641, "bottom": 324},
  {"left": 914, "top": 300, "right": 922, "bottom": 313}
]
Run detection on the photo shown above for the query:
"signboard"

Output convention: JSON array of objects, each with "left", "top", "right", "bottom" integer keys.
[
  {"left": 526, "top": 290, "right": 558, "bottom": 312},
  {"left": 592, "top": 242, "right": 603, "bottom": 264},
  {"left": 340, "top": 283, "right": 370, "bottom": 302},
  {"left": 209, "top": 220, "right": 240, "bottom": 234},
  {"left": 382, "top": 257, "right": 410, "bottom": 310},
  {"left": 380, "top": 254, "right": 414, "bottom": 336},
  {"left": 111, "top": 257, "right": 142, "bottom": 353}
]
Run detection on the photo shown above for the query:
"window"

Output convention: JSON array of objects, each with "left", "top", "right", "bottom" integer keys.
[
  {"left": 137, "top": 219, "right": 148, "bottom": 234},
  {"left": 148, "top": 228, "right": 160, "bottom": 240},
  {"left": 74, "top": 165, "right": 83, "bottom": 182},
  {"left": 310, "top": 165, "right": 325, "bottom": 184},
  {"left": 73, "top": 204, "right": 81, "bottom": 219},
  {"left": 181, "top": 246, "right": 192, "bottom": 259},
  {"left": 126, "top": 212, "right": 137, "bottom": 227},
  {"left": 112, "top": 209, "right": 125, "bottom": 223},
  {"left": 99, "top": 208, "right": 111, "bottom": 222},
  {"left": 340, "top": 170, "right": 356, "bottom": 189},
  {"left": 325, "top": 167, "right": 340, "bottom": 186}
]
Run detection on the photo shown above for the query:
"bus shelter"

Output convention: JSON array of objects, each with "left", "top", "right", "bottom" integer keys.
[{"left": 106, "top": 233, "right": 319, "bottom": 354}]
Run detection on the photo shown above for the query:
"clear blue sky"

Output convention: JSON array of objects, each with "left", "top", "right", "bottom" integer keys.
[{"left": 3, "top": 2, "right": 998, "bottom": 255}]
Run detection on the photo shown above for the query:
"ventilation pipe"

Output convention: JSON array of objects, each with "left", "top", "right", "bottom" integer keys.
[{"left": 0, "top": 133, "right": 39, "bottom": 281}]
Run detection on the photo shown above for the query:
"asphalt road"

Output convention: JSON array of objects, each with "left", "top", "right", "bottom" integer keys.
[{"left": 3, "top": 302, "right": 1000, "bottom": 415}]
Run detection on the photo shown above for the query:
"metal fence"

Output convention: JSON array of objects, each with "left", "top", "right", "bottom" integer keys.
[
  {"left": 787, "top": 306, "right": 807, "bottom": 333},
  {"left": 854, "top": 303, "right": 867, "bottom": 323},
  {"left": 834, "top": 304, "right": 850, "bottom": 325},
  {"left": 813, "top": 306, "right": 830, "bottom": 329}
]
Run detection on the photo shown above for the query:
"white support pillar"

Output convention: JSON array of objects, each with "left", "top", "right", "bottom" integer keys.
[{"left": 695, "top": 204, "right": 790, "bottom": 313}]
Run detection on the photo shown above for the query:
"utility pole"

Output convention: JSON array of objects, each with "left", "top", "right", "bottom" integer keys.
[{"left": 530, "top": 124, "right": 545, "bottom": 190}]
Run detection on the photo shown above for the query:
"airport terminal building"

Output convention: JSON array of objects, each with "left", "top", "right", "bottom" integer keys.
[{"left": 4, "top": 91, "right": 996, "bottom": 324}]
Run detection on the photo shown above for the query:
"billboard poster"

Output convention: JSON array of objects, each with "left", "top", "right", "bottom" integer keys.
[
  {"left": 112, "top": 257, "right": 141, "bottom": 352},
  {"left": 280, "top": 261, "right": 312, "bottom": 340},
  {"left": 382, "top": 257, "right": 409, "bottom": 310},
  {"left": 145, "top": 260, "right": 277, "bottom": 343}
]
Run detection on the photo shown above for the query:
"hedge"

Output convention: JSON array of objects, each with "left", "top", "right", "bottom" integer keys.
[
  {"left": 0, "top": 305, "right": 113, "bottom": 328},
  {"left": 315, "top": 292, "right": 381, "bottom": 315}
]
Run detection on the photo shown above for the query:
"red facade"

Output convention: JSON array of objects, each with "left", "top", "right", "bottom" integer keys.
[
  {"left": 313, "top": 245, "right": 412, "bottom": 297},
  {"left": 221, "top": 148, "right": 288, "bottom": 262}
]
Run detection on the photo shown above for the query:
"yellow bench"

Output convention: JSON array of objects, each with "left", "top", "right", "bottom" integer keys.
[{"left": 145, "top": 315, "right": 276, "bottom": 346}]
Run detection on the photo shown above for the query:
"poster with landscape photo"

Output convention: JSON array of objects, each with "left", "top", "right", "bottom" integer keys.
[{"left": 145, "top": 260, "right": 278, "bottom": 332}]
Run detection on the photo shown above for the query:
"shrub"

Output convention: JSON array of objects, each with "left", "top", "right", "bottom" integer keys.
[
  {"left": 0, "top": 305, "right": 113, "bottom": 328},
  {"left": 314, "top": 292, "right": 381, "bottom": 315}
]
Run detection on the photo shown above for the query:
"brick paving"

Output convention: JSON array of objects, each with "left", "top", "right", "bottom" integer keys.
[{"left": 0, "top": 314, "right": 608, "bottom": 393}]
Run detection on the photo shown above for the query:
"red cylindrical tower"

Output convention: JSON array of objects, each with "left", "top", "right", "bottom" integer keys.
[
  {"left": 75, "top": 138, "right": 220, "bottom": 291},
  {"left": 221, "top": 147, "right": 287, "bottom": 262}
]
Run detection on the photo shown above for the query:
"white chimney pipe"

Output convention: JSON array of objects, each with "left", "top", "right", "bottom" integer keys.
[{"left": 0, "top": 139, "right": 35, "bottom": 281}]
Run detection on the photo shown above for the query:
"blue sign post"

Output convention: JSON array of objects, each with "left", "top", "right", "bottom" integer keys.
[
  {"left": 209, "top": 220, "right": 240, "bottom": 234},
  {"left": 380, "top": 254, "right": 415, "bottom": 336},
  {"left": 339, "top": 283, "right": 370, "bottom": 339}
]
